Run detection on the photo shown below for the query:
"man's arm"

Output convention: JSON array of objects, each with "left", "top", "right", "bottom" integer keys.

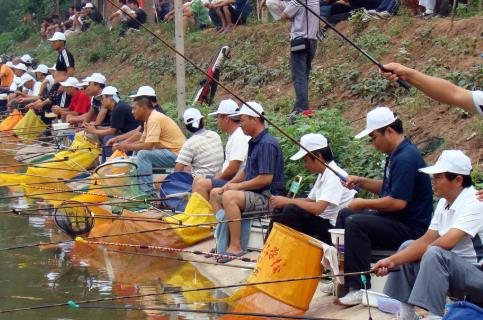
[
  {"left": 85, "top": 125, "right": 117, "bottom": 137},
  {"left": 373, "top": 229, "right": 440, "bottom": 276},
  {"left": 215, "top": 160, "right": 242, "bottom": 180},
  {"left": 225, "top": 174, "right": 272, "bottom": 191},
  {"left": 93, "top": 107, "right": 108, "bottom": 126},
  {"left": 348, "top": 196, "right": 407, "bottom": 212},
  {"left": 381, "top": 63, "right": 476, "bottom": 114},
  {"left": 344, "top": 175, "right": 383, "bottom": 194},
  {"left": 114, "top": 141, "right": 155, "bottom": 152},
  {"left": 270, "top": 196, "right": 329, "bottom": 215}
]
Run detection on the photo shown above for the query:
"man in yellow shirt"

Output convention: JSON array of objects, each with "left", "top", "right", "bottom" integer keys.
[{"left": 113, "top": 96, "right": 186, "bottom": 196}]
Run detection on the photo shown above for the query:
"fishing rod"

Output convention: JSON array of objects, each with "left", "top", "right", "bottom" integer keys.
[
  {"left": 68, "top": 304, "right": 333, "bottom": 320},
  {"left": 0, "top": 211, "right": 276, "bottom": 252},
  {"left": 0, "top": 173, "right": 152, "bottom": 188},
  {"left": 0, "top": 157, "right": 70, "bottom": 169},
  {"left": 75, "top": 237, "right": 258, "bottom": 263},
  {"left": 0, "top": 269, "right": 399, "bottom": 314},
  {"left": 293, "top": 0, "right": 410, "bottom": 90},
  {"left": 0, "top": 181, "right": 149, "bottom": 200},
  {"left": 105, "top": 0, "right": 359, "bottom": 190},
  {"left": 106, "top": 248, "right": 255, "bottom": 270}
]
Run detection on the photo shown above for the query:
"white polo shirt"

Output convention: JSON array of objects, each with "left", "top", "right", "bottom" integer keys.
[
  {"left": 472, "top": 90, "right": 483, "bottom": 117},
  {"left": 308, "top": 161, "right": 357, "bottom": 226},
  {"left": 222, "top": 127, "right": 250, "bottom": 172},
  {"left": 429, "top": 186, "right": 483, "bottom": 264}
]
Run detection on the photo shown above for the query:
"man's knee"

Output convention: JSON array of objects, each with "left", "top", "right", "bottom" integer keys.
[
  {"left": 193, "top": 177, "right": 212, "bottom": 192},
  {"left": 421, "top": 246, "right": 449, "bottom": 266},
  {"left": 222, "top": 190, "right": 243, "bottom": 207},
  {"left": 398, "top": 240, "right": 414, "bottom": 251}
]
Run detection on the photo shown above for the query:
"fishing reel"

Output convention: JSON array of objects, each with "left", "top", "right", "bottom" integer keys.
[{"left": 54, "top": 201, "right": 95, "bottom": 238}]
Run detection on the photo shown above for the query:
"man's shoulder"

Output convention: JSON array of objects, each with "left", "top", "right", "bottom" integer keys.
[{"left": 393, "top": 141, "right": 424, "bottom": 165}]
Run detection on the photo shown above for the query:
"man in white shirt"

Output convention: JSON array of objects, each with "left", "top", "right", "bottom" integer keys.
[
  {"left": 8, "top": 73, "right": 41, "bottom": 108},
  {"left": 374, "top": 150, "right": 483, "bottom": 320},
  {"left": 269, "top": 133, "right": 356, "bottom": 244},
  {"left": 192, "top": 99, "right": 250, "bottom": 200}
]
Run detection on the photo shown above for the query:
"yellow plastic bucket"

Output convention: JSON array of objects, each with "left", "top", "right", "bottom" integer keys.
[{"left": 247, "top": 223, "right": 323, "bottom": 310}]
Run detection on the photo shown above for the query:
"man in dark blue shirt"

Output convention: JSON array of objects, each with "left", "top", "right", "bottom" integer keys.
[
  {"left": 210, "top": 102, "right": 285, "bottom": 262},
  {"left": 334, "top": 106, "right": 433, "bottom": 306}
]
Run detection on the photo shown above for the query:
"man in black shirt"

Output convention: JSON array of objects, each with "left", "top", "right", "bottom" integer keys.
[
  {"left": 84, "top": 86, "right": 142, "bottom": 160},
  {"left": 48, "top": 32, "right": 75, "bottom": 77},
  {"left": 120, "top": 0, "right": 147, "bottom": 37}
]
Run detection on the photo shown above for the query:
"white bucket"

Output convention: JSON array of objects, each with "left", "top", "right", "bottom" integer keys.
[{"left": 52, "top": 122, "right": 70, "bottom": 131}]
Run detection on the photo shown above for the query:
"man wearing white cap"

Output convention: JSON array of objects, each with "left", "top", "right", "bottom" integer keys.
[
  {"left": 67, "top": 73, "right": 109, "bottom": 126},
  {"left": 374, "top": 150, "right": 483, "bottom": 320},
  {"left": 269, "top": 133, "right": 356, "bottom": 244},
  {"left": 49, "top": 32, "right": 75, "bottom": 77},
  {"left": 9, "top": 74, "right": 42, "bottom": 107},
  {"left": 335, "top": 106, "right": 433, "bottom": 306},
  {"left": 113, "top": 96, "right": 186, "bottom": 196},
  {"left": 52, "top": 77, "right": 91, "bottom": 119},
  {"left": 210, "top": 102, "right": 285, "bottom": 262},
  {"left": 174, "top": 107, "right": 224, "bottom": 178},
  {"left": 192, "top": 99, "right": 251, "bottom": 200},
  {"left": 85, "top": 86, "right": 142, "bottom": 160},
  {"left": 8, "top": 63, "right": 28, "bottom": 93}
]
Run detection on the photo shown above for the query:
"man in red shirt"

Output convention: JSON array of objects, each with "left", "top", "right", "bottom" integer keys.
[{"left": 52, "top": 77, "right": 91, "bottom": 120}]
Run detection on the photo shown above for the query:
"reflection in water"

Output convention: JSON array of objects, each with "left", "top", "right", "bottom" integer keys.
[{"left": 0, "top": 148, "right": 228, "bottom": 320}]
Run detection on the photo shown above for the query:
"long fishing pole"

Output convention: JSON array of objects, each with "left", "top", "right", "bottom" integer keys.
[
  {"left": 105, "top": 0, "right": 358, "bottom": 189},
  {"left": 68, "top": 304, "right": 333, "bottom": 320},
  {"left": 0, "top": 269, "right": 398, "bottom": 314},
  {"left": 75, "top": 237, "right": 258, "bottom": 263},
  {"left": 0, "top": 173, "right": 151, "bottom": 188},
  {"left": 0, "top": 157, "right": 70, "bottom": 169},
  {"left": 0, "top": 212, "right": 276, "bottom": 252},
  {"left": 106, "top": 248, "right": 255, "bottom": 270},
  {"left": 293, "top": 0, "right": 410, "bottom": 90}
]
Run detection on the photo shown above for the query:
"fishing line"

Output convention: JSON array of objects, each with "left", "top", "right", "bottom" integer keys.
[
  {"left": 0, "top": 269, "right": 398, "bottom": 314},
  {"left": 0, "top": 157, "right": 70, "bottom": 169}
]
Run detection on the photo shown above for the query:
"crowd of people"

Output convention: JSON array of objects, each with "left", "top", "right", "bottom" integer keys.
[{"left": 1, "top": 0, "right": 482, "bottom": 317}]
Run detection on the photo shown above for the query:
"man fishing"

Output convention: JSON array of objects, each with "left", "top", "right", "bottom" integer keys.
[
  {"left": 374, "top": 150, "right": 483, "bottom": 320},
  {"left": 335, "top": 106, "right": 433, "bottom": 306}
]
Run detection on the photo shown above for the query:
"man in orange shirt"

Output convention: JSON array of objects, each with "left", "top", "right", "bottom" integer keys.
[{"left": 0, "top": 56, "right": 14, "bottom": 91}]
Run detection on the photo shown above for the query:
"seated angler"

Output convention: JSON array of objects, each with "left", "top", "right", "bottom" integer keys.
[
  {"left": 374, "top": 150, "right": 483, "bottom": 320},
  {"left": 174, "top": 107, "right": 224, "bottom": 179},
  {"left": 83, "top": 86, "right": 142, "bottom": 160},
  {"left": 269, "top": 133, "right": 356, "bottom": 245},
  {"left": 67, "top": 73, "right": 109, "bottom": 126},
  {"left": 192, "top": 99, "right": 250, "bottom": 201},
  {"left": 112, "top": 97, "right": 186, "bottom": 196},
  {"left": 210, "top": 102, "right": 285, "bottom": 262},
  {"left": 335, "top": 106, "right": 433, "bottom": 306},
  {"left": 52, "top": 77, "right": 91, "bottom": 121}
]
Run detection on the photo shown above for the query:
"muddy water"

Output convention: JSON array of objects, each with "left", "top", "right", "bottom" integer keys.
[{"left": 0, "top": 144, "right": 228, "bottom": 320}]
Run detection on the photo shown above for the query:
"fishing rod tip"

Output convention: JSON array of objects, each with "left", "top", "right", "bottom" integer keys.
[
  {"left": 67, "top": 300, "right": 79, "bottom": 308},
  {"left": 75, "top": 236, "right": 88, "bottom": 244}
]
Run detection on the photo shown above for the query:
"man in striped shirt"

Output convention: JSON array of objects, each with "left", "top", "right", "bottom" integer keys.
[{"left": 49, "top": 32, "right": 75, "bottom": 77}]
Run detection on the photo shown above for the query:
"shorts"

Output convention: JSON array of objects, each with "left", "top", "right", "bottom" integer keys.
[
  {"left": 244, "top": 191, "right": 270, "bottom": 214},
  {"left": 208, "top": 177, "right": 228, "bottom": 188}
]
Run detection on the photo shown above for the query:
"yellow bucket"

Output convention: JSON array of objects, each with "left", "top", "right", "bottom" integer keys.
[{"left": 247, "top": 223, "right": 323, "bottom": 310}]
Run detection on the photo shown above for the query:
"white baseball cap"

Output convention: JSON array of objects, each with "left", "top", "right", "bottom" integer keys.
[
  {"left": 33, "top": 64, "right": 49, "bottom": 74},
  {"left": 129, "top": 85, "right": 156, "bottom": 98},
  {"left": 229, "top": 101, "right": 264, "bottom": 120},
  {"left": 355, "top": 106, "right": 397, "bottom": 139},
  {"left": 48, "top": 32, "right": 66, "bottom": 42},
  {"left": 101, "top": 86, "right": 118, "bottom": 96},
  {"left": 11, "top": 63, "right": 28, "bottom": 72},
  {"left": 183, "top": 107, "right": 203, "bottom": 128},
  {"left": 208, "top": 99, "right": 239, "bottom": 116},
  {"left": 83, "top": 73, "right": 106, "bottom": 85},
  {"left": 77, "top": 81, "right": 89, "bottom": 89},
  {"left": 18, "top": 74, "right": 36, "bottom": 87},
  {"left": 290, "top": 133, "right": 329, "bottom": 161},
  {"left": 20, "top": 54, "right": 33, "bottom": 64},
  {"left": 84, "top": 3, "right": 94, "bottom": 8},
  {"left": 419, "top": 150, "right": 472, "bottom": 175},
  {"left": 60, "top": 77, "right": 79, "bottom": 87}
]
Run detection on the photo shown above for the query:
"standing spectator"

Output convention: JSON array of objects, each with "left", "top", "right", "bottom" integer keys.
[
  {"left": 48, "top": 32, "right": 75, "bottom": 77},
  {"left": 120, "top": 0, "right": 147, "bottom": 37},
  {"left": 282, "top": 0, "right": 319, "bottom": 123}
]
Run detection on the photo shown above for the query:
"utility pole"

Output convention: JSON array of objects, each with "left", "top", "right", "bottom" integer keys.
[{"left": 174, "top": 0, "right": 186, "bottom": 120}]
